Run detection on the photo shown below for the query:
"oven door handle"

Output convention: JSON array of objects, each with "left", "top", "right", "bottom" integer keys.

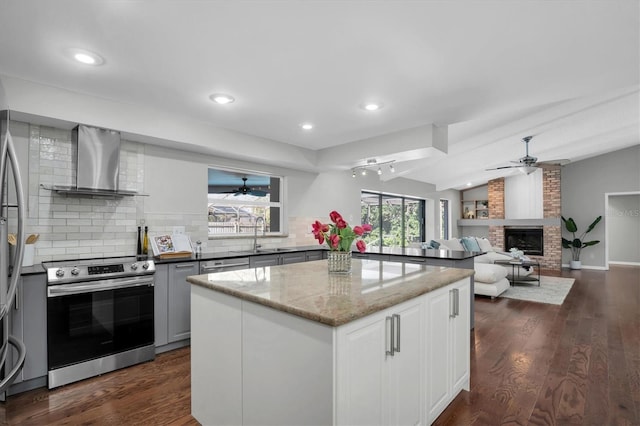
[{"left": 47, "top": 277, "right": 154, "bottom": 297}]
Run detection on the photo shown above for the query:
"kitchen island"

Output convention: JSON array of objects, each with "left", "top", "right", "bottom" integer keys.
[{"left": 187, "top": 258, "right": 474, "bottom": 425}]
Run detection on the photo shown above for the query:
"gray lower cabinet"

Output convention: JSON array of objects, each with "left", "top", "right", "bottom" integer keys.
[
  {"left": 249, "top": 252, "right": 307, "bottom": 267},
  {"left": 168, "top": 262, "right": 198, "bottom": 343},
  {"left": 352, "top": 252, "right": 390, "bottom": 261},
  {"left": 280, "top": 251, "right": 306, "bottom": 264},
  {"left": 250, "top": 254, "right": 279, "bottom": 268},
  {"left": 8, "top": 274, "right": 47, "bottom": 395},
  {"left": 305, "top": 250, "right": 324, "bottom": 261},
  {"left": 154, "top": 264, "right": 170, "bottom": 347}
]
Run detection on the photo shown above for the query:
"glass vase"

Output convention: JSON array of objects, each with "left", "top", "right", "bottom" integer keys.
[{"left": 327, "top": 251, "right": 352, "bottom": 274}]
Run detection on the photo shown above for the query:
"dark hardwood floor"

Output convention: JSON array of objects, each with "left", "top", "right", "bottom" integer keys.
[
  {"left": 436, "top": 265, "right": 640, "bottom": 426},
  {"left": 1, "top": 266, "right": 638, "bottom": 425}
]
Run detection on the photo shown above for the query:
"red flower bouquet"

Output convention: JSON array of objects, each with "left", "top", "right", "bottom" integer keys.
[{"left": 312, "top": 210, "right": 372, "bottom": 253}]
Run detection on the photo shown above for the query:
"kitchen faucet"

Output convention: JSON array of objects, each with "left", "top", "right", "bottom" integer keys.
[{"left": 254, "top": 216, "right": 265, "bottom": 251}]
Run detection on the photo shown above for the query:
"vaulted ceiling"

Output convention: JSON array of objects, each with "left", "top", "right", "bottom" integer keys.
[{"left": 0, "top": 1, "right": 637, "bottom": 190}]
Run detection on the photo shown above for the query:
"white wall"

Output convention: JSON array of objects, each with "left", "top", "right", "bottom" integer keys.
[
  {"left": 504, "top": 168, "right": 543, "bottom": 219},
  {"left": 562, "top": 145, "right": 640, "bottom": 268}
]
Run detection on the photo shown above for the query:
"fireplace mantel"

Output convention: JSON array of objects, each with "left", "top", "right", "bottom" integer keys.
[{"left": 457, "top": 218, "right": 560, "bottom": 227}]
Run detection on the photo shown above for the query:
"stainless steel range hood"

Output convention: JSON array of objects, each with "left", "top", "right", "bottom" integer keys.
[{"left": 49, "top": 125, "right": 138, "bottom": 196}]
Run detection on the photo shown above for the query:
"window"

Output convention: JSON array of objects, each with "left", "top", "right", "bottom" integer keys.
[
  {"left": 440, "top": 199, "right": 449, "bottom": 239},
  {"left": 361, "top": 191, "right": 425, "bottom": 248},
  {"left": 207, "top": 168, "right": 283, "bottom": 237}
]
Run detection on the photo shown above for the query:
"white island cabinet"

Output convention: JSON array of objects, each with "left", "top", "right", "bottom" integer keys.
[{"left": 188, "top": 259, "right": 472, "bottom": 426}]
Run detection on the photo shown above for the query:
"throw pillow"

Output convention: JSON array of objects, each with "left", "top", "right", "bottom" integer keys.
[
  {"left": 476, "top": 237, "right": 493, "bottom": 252},
  {"left": 443, "top": 238, "right": 465, "bottom": 251},
  {"left": 461, "top": 237, "right": 481, "bottom": 252},
  {"left": 428, "top": 240, "right": 440, "bottom": 249}
]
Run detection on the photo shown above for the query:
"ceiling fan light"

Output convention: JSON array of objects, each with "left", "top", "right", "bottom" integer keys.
[{"left": 521, "top": 166, "right": 537, "bottom": 175}]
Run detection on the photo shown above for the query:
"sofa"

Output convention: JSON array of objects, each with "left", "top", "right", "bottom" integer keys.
[{"left": 427, "top": 237, "right": 531, "bottom": 299}]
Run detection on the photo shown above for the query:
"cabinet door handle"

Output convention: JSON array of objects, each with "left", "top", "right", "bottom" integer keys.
[
  {"left": 393, "top": 313, "right": 400, "bottom": 353},
  {"left": 175, "top": 263, "right": 196, "bottom": 269},
  {"left": 454, "top": 288, "right": 460, "bottom": 317},
  {"left": 386, "top": 316, "right": 394, "bottom": 357},
  {"left": 449, "top": 289, "right": 455, "bottom": 318}
]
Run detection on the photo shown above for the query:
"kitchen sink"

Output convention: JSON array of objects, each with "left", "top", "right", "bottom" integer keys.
[
  {"left": 230, "top": 248, "right": 297, "bottom": 254},
  {"left": 254, "top": 248, "right": 296, "bottom": 253}
]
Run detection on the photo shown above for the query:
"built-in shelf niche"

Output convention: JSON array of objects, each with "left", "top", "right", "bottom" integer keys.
[{"left": 461, "top": 184, "right": 488, "bottom": 219}]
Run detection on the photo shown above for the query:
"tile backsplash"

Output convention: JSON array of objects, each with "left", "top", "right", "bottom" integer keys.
[
  {"left": 20, "top": 123, "right": 315, "bottom": 263},
  {"left": 27, "top": 124, "right": 147, "bottom": 262}
]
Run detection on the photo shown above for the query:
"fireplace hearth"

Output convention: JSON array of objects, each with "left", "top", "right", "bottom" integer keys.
[{"left": 504, "top": 227, "right": 543, "bottom": 256}]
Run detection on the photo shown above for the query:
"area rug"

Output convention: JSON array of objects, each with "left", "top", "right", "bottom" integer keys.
[{"left": 500, "top": 276, "right": 575, "bottom": 305}]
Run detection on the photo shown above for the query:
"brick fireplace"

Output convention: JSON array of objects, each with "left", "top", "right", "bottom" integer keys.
[{"left": 487, "top": 168, "right": 562, "bottom": 271}]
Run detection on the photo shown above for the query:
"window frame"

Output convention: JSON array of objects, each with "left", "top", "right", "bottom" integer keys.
[
  {"left": 207, "top": 166, "right": 285, "bottom": 239},
  {"left": 361, "top": 190, "right": 426, "bottom": 249}
]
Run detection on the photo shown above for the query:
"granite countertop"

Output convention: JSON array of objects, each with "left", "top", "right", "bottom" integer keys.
[
  {"left": 368, "top": 246, "right": 481, "bottom": 260},
  {"left": 187, "top": 259, "right": 474, "bottom": 327},
  {"left": 155, "top": 244, "right": 480, "bottom": 264}
]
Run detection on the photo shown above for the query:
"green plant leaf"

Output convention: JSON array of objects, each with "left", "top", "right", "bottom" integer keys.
[
  {"left": 582, "top": 240, "right": 600, "bottom": 247},
  {"left": 571, "top": 238, "right": 582, "bottom": 248},
  {"left": 585, "top": 216, "right": 602, "bottom": 234},
  {"left": 562, "top": 216, "right": 578, "bottom": 233}
]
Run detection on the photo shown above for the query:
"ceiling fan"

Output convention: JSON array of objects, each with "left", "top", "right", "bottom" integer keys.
[
  {"left": 225, "top": 177, "right": 268, "bottom": 197},
  {"left": 486, "top": 136, "right": 569, "bottom": 175}
]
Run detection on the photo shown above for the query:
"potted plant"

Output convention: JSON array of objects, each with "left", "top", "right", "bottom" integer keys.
[{"left": 561, "top": 215, "right": 602, "bottom": 269}]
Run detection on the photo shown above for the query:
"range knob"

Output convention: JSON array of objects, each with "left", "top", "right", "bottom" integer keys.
[
  {"left": 130, "top": 263, "right": 139, "bottom": 270},
  {"left": 71, "top": 267, "right": 80, "bottom": 276},
  {"left": 142, "top": 262, "right": 150, "bottom": 270},
  {"left": 55, "top": 268, "right": 65, "bottom": 278}
]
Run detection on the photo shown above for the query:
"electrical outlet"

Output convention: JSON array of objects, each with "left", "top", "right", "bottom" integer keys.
[{"left": 173, "top": 226, "right": 185, "bottom": 235}]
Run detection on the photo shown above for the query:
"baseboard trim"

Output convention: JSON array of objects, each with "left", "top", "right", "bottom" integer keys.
[
  {"left": 608, "top": 261, "right": 640, "bottom": 267},
  {"left": 562, "top": 263, "right": 608, "bottom": 270}
]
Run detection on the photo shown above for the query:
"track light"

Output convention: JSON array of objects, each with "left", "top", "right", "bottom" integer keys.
[{"left": 351, "top": 159, "right": 396, "bottom": 177}]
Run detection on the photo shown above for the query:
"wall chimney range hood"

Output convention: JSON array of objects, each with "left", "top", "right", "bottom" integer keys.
[{"left": 47, "top": 125, "right": 139, "bottom": 196}]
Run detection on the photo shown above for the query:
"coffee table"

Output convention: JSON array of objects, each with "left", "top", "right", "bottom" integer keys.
[{"left": 494, "top": 258, "right": 540, "bottom": 286}]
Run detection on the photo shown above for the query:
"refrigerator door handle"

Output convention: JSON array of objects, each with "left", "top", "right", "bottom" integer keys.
[{"left": 0, "top": 122, "right": 27, "bottom": 394}]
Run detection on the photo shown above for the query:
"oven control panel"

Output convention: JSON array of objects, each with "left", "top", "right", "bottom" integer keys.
[
  {"left": 88, "top": 264, "right": 125, "bottom": 275},
  {"left": 45, "top": 257, "right": 156, "bottom": 284}
]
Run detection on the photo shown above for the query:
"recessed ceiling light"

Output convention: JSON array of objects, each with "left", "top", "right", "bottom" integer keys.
[
  {"left": 467, "top": 182, "right": 472, "bottom": 186},
  {"left": 69, "top": 48, "right": 104, "bottom": 66},
  {"left": 361, "top": 102, "right": 383, "bottom": 111},
  {"left": 300, "top": 123, "right": 314, "bottom": 130},
  {"left": 209, "top": 93, "right": 235, "bottom": 104}
]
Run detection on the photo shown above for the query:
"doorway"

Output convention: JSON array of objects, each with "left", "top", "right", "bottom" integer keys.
[{"left": 605, "top": 192, "right": 640, "bottom": 268}]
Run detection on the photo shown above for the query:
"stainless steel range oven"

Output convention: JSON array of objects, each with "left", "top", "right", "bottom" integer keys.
[{"left": 44, "top": 256, "right": 156, "bottom": 389}]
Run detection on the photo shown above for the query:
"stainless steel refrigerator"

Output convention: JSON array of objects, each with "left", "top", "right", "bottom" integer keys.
[{"left": 0, "top": 109, "right": 27, "bottom": 394}]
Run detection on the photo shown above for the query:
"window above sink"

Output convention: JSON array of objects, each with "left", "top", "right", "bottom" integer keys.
[{"left": 207, "top": 167, "right": 284, "bottom": 238}]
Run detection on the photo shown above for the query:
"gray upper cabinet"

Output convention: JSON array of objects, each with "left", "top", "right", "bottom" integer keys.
[{"left": 168, "top": 262, "right": 198, "bottom": 343}]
